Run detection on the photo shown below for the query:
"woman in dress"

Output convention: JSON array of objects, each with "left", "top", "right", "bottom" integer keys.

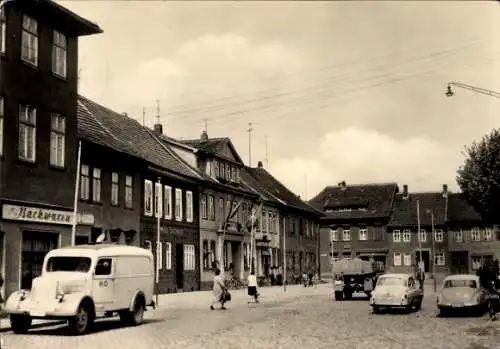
[{"left": 210, "top": 268, "right": 227, "bottom": 310}]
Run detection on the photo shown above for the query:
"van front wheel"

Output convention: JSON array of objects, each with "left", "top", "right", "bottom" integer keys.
[
  {"left": 68, "top": 303, "right": 93, "bottom": 335},
  {"left": 120, "top": 296, "right": 145, "bottom": 326}
]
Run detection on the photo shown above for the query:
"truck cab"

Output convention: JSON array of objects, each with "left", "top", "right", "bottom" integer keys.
[{"left": 4, "top": 243, "right": 155, "bottom": 335}]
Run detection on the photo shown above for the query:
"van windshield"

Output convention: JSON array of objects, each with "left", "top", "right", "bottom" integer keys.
[{"left": 46, "top": 257, "right": 92, "bottom": 273}]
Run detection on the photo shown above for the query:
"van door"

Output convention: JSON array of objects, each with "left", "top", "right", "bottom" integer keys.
[{"left": 92, "top": 257, "right": 115, "bottom": 310}]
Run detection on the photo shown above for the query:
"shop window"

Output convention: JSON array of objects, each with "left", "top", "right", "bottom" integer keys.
[{"left": 21, "top": 231, "right": 58, "bottom": 289}]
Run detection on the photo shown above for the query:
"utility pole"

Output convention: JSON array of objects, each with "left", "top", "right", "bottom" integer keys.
[
  {"left": 156, "top": 100, "right": 161, "bottom": 125},
  {"left": 247, "top": 122, "right": 253, "bottom": 167},
  {"left": 142, "top": 107, "right": 146, "bottom": 126},
  {"left": 283, "top": 216, "right": 287, "bottom": 292},
  {"left": 203, "top": 118, "right": 209, "bottom": 133},
  {"left": 416, "top": 200, "right": 423, "bottom": 272},
  {"left": 430, "top": 212, "right": 437, "bottom": 292},
  {"left": 265, "top": 135, "right": 269, "bottom": 169}
]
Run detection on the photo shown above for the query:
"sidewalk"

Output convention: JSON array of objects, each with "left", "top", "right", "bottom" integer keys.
[{"left": 0, "top": 284, "right": 322, "bottom": 332}]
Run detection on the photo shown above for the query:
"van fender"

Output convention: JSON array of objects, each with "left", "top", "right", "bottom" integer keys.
[{"left": 128, "top": 290, "right": 146, "bottom": 312}]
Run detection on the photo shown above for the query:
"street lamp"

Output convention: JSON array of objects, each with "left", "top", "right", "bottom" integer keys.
[{"left": 445, "top": 81, "right": 500, "bottom": 100}]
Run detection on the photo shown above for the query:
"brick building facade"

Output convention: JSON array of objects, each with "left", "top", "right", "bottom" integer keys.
[
  {"left": 310, "top": 182, "right": 397, "bottom": 278},
  {"left": 0, "top": 0, "right": 101, "bottom": 297}
]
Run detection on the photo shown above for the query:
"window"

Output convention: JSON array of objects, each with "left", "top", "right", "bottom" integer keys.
[
  {"left": 200, "top": 194, "right": 207, "bottom": 220},
  {"left": 52, "top": 30, "right": 67, "bottom": 77},
  {"left": 125, "top": 175, "right": 133, "bottom": 208},
  {"left": 393, "top": 230, "right": 401, "bottom": 242},
  {"left": 484, "top": 228, "right": 494, "bottom": 241},
  {"left": 402, "top": 229, "right": 411, "bottom": 242},
  {"left": 144, "top": 180, "right": 153, "bottom": 216},
  {"left": 202, "top": 240, "right": 210, "bottom": 270},
  {"left": 471, "top": 256, "right": 482, "bottom": 271},
  {"left": 95, "top": 258, "right": 112, "bottom": 276},
  {"left": 218, "top": 198, "right": 224, "bottom": 221},
  {"left": 186, "top": 190, "right": 193, "bottom": 222},
  {"left": 210, "top": 241, "right": 216, "bottom": 268},
  {"left": 226, "top": 200, "right": 232, "bottom": 221},
  {"left": 471, "top": 228, "right": 480, "bottom": 241},
  {"left": 434, "top": 229, "right": 444, "bottom": 242},
  {"left": 165, "top": 242, "right": 172, "bottom": 270},
  {"left": 18, "top": 104, "right": 36, "bottom": 162},
  {"left": 175, "top": 188, "right": 182, "bottom": 221},
  {"left": 154, "top": 182, "right": 163, "bottom": 217},
  {"left": 21, "top": 231, "right": 58, "bottom": 290},
  {"left": 435, "top": 252, "right": 445, "bottom": 266},
  {"left": 92, "top": 168, "right": 101, "bottom": 202},
  {"left": 111, "top": 172, "right": 119, "bottom": 205},
  {"left": 0, "top": 97, "right": 3, "bottom": 156},
  {"left": 208, "top": 195, "right": 215, "bottom": 220},
  {"left": 184, "top": 244, "right": 195, "bottom": 270},
  {"left": 163, "top": 185, "right": 172, "bottom": 219},
  {"left": 393, "top": 252, "right": 402, "bottom": 266},
  {"left": 49, "top": 113, "right": 66, "bottom": 167},
  {"left": 220, "top": 162, "right": 225, "bottom": 178},
  {"left": 80, "top": 164, "right": 90, "bottom": 200},
  {"left": 156, "top": 241, "right": 162, "bottom": 270},
  {"left": 21, "top": 15, "right": 38, "bottom": 66},
  {"left": 0, "top": 10, "right": 5, "bottom": 54},
  {"left": 358, "top": 228, "right": 368, "bottom": 241},
  {"left": 342, "top": 229, "right": 351, "bottom": 241},
  {"left": 403, "top": 252, "right": 411, "bottom": 266},
  {"left": 144, "top": 240, "right": 152, "bottom": 252},
  {"left": 418, "top": 229, "right": 427, "bottom": 242},
  {"left": 214, "top": 161, "right": 220, "bottom": 177},
  {"left": 454, "top": 230, "right": 463, "bottom": 243}
]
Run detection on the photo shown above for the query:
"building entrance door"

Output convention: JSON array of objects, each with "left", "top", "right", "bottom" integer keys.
[{"left": 21, "top": 231, "right": 58, "bottom": 289}]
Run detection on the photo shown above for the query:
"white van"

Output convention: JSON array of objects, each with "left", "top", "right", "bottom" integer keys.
[{"left": 4, "top": 243, "right": 155, "bottom": 335}]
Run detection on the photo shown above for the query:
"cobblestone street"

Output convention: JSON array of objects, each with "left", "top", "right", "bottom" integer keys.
[{"left": 3, "top": 284, "right": 500, "bottom": 349}]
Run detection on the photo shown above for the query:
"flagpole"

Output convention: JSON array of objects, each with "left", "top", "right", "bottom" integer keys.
[
  {"left": 283, "top": 216, "right": 286, "bottom": 292},
  {"left": 71, "top": 140, "right": 82, "bottom": 246},
  {"left": 155, "top": 177, "right": 161, "bottom": 306}
]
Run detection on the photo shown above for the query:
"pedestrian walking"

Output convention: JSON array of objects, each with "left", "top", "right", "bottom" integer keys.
[
  {"left": 308, "top": 271, "right": 313, "bottom": 287},
  {"left": 303, "top": 272, "right": 308, "bottom": 287},
  {"left": 247, "top": 271, "right": 259, "bottom": 303},
  {"left": 416, "top": 267, "right": 425, "bottom": 292},
  {"left": 210, "top": 268, "right": 227, "bottom": 310}
]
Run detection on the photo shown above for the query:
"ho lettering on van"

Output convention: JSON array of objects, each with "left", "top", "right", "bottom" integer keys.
[{"left": 98, "top": 280, "right": 110, "bottom": 287}]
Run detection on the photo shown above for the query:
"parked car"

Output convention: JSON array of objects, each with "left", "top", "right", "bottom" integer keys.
[
  {"left": 369, "top": 273, "right": 423, "bottom": 313},
  {"left": 4, "top": 243, "right": 155, "bottom": 335},
  {"left": 437, "top": 274, "right": 488, "bottom": 317}
]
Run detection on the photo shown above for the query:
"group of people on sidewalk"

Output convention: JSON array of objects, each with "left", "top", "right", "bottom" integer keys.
[{"left": 211, "top": 267, "right": 260, "bottom": 311}]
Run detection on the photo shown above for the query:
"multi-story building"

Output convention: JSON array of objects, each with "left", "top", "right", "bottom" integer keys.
[
  {"left": 76, "top": 96, "right": 146, "bottom": 246},
  {"left": 310, "top": 182, "right": 397, "bottom": 278},
  {"left": 165, "top": 131, "right": 260, "bottom": 290},
  {"left": 447, "top": 192, "right": 500, "bottom": 274},
  {"left": 0, "top": 0, "right": 101, "bottom": 297},
  {"left": 76, "top": 98, "right": 204, "bottom": 293},
  {"left": 387, "top": 184, "right": 449, "bottom": 276},
  {"left": 242, "top": 161, "right": 322, "bottom": 283}
]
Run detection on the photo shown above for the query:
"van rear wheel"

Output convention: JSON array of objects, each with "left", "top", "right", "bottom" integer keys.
[
  {"left": 120, "top": 296, "right": 145, "bottom": 326},
  {"left": 10, "top": 314, "right": 31, "bottom": 334}
]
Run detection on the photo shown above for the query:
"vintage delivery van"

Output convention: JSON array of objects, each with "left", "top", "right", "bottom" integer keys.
[{"left": 4, "top": 243, "right": 155, "bottom": 335}]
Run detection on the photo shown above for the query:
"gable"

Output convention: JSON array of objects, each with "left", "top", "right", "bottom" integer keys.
[{"left": 215, "top": 139, "right": 243, "bottom": 164}]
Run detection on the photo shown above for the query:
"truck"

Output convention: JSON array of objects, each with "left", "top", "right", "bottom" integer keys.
[{"left": 332, "top": 257, "right": 385, "bottom": 301}]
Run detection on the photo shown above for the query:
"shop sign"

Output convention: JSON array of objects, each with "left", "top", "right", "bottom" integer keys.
[{"left": 2, "top": 204, "right": 95, "bottom": 226}]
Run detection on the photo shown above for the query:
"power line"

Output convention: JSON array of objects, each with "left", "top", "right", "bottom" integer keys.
[
  {"left": 178, "top": 49, "right": 500, "bottom": 129},
  {"left": 114, "top": 36, "right": 486, "bottom": 114},
  {"left": 163, "top": 38, "right": 485, "bottom": 120}
]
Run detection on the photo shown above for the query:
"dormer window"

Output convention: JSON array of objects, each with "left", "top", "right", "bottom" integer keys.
[
  {"left": 205, "top": 160, "right": 212, "bottom": 176},
  {"left": 214, "top": 160, "right": 220, "bottom": 177},
  {"left": 220, "top": 162, "right": 225, "bottom": 178}
]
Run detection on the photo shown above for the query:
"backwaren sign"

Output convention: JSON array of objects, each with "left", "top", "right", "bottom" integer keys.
[{"left": 1, "top": 204, "right": 94, "bottom": 226}]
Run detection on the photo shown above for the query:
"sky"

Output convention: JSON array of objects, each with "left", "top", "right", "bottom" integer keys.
[{"left": 58, "top": 0, "right": 500, "bottom": 200}]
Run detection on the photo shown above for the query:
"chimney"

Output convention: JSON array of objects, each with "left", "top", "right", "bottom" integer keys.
[
  {"left": 402, "top": 184, "right": 408, "bottom": 199},
  {"left": 153, "top": 123, "right": 163, "bottom": 135},
  {"left": 122, "top": 112, "right": 128, "bottom": 117},
  {"left": 338, "top": 181, "right": 346, "bottom": 187},
  {"left": 200, "top": 130, "right": 208, "bottom": 142},
  {"left": 442, "top": 184, "right": 448, "bottom": 198},
  {"left": 257, "top": 161, "right": 263, "bottom": 168}
]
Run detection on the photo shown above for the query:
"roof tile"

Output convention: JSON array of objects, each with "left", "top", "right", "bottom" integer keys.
[{"left": 388, "top": 192, "right": 447, "bottom": 227}]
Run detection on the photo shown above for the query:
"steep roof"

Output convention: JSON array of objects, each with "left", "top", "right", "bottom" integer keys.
[
  {"left": 180, "top": 136, "right": 244, "bottom": 164},
  {"left": 242, "top": 167, "right": 321, "bottom": 215},
  {"left": 388, "top": 192, "right": 447, "bottom": 227},
  {"left": 309, "top": 183, "right": 398, "bottom": 220},
  {"left": 77, "top": 96, "right": 203, "bottom": 181},
  {"left": 446, "top": 193, "right": 482, "bottom": 223}
]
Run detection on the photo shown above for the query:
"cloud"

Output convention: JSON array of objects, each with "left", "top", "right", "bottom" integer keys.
[{"left": 270, "top": 127, "right": 463, "bottom": 199}]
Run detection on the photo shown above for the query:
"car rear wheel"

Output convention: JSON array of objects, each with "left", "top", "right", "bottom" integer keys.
[
  {"left": 120, "top": 296, "right": 145, "bottom": 326},
  {"left": 10, "top": 314, "right": 32, "bottom": 334},
  {"left": 334, "top": 291, "right": 343, "bottom": 301},
  {"left": 414, "top": 298, "right": 422, "bottom": 311},
  {"left": 372, "top": 306, "right": 381, "bottom": 314}
]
